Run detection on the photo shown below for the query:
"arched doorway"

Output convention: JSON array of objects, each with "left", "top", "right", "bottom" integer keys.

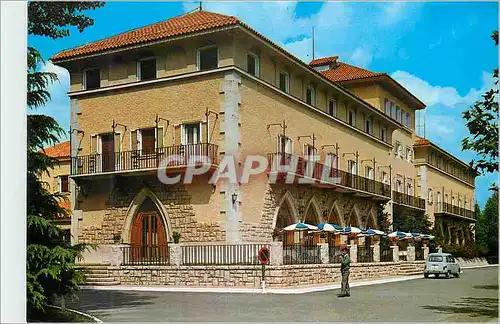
[
  {"left": 130, "top": 197, "right": 168, "bottom": 262},
  {"left": 274, "top": 199, "right": 295, "bottom": 244}
]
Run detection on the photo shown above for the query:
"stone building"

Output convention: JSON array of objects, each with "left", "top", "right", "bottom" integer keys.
[{"left": 49, "top": 9, "right": 476, "bottom": 262}]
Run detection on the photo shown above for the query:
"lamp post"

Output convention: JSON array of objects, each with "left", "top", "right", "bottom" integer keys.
[
  {"left": 267, "top": 120, "right": 287, "bottom": 164},
  {"left": 155, "top": 114, "right": 169, "bottom": 149},
  {"left": 205, "top": 107, "right": 218, "bottom": 144}
]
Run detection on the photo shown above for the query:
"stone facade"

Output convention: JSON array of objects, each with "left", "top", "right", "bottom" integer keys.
[{"left": 107, "top": 262, "right": 425, "bottom": 288}]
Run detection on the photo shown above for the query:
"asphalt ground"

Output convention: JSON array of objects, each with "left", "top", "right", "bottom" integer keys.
[{"left": 67, "top": 266, "right": 498, "bottom": 322}]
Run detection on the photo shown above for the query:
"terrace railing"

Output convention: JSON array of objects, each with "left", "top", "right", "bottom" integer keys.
[
  {"left": 357, "top": 246, "right": 374, "bottom": 263},
  {"left": 380, "top": 246, "right": 393, "bottom": 262},
  {"left": 121, "top": 245, "right": 169, "bottom": 265},
  {"left": 328, "top": 246, "right": 343, "bottom": 263},
  {"left": 181, "top": 244, "right": 269, "bottom": 265},
  {"left": 72, "top": 143, "right": 218, "bottom": 176},
  {"left": 267, "top": 153, "right": 391, "bottom": 198},
  {"left": 283, "top": 244, "right": 321, "bottom": 265},
  {"left": 392, "top": 191, "right": 426, "bottom": 210},
  {"left": 435, "top": 202, "right": 475, "bottom": 219}
]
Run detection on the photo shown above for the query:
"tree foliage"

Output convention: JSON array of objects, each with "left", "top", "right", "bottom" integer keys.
[
  {"left": 27, "top": 2, "right": 104, "bottom": 317},
  {"left": 475, "top": 192, "right": 499, "bottom": 261},
  {"left": 462, "top": 31, "right": 499, "bottom": 179}
]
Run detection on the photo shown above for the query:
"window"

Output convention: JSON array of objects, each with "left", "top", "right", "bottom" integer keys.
[
  {"left": 396, "top": 106, "right": 402, "bottom": 123},
  {"left": 385, "top": 99, "right": 391, "bottom": 115},
  {"left": 402, "top": 111, "right": 407, "bottom": 126},
  {"left": 279, "top": 71, "right": 289, "bottom": 93},
  {"left": 197, "top": 46, "right": 218, "bottom": 71},
  {"left": 381, "top": 171, "right": 388, "bottom": 184},
  {"left": 428, "top": 189, "right": 433, "bottom": 203},
  {"left": 246, "top": 53, "right": 260, "bottom": 77},
  {"left": 406, "top": 183, "right": 412, "bottom": 195},
  {"left": 304, "top": 144, "right": 317, "bottom": 160},
  {"left": 329, "top": 99, "right": 337, "bottom": 117},
  {"left": 326, "top": 152, "right": 338, "bottom": 169},
  {"left": 365, "top": 117, "right": 373, "bottom": 135},
  {"left": 396, "top": 179, "right": 402, "bottom": 192},
  {"left": 137, "top": 57, "right": 156, "bottom": 81},
  {"left": 306, "top": 85, "right": 316, "bottom": 105},
  {"left": 381, "top": 127, "right": 387, "bottom": 142},
  {"left": 348, "top": 160, "right": 357, "bottom": 175},
  {"left": 141, "top": 128, "right": 156, "bottom": 153},
  {"left": 406, "top": 147, "right": 413, "bottom": 162},
  {"left": 437, "top": 157, "right": 442, "bottom": 168},
  {"left": 365, "top": 166, "right": 374, "bottom": 179},
  {"left": 391, "top": 102, "right": 397, "bottom": 119},
  {"left": 348, "top": 109, "right": 356, "bottom": 127},
  {"left": 183, "top": 123, "right": 201, "bottom": 145},
  {"left": 277, "top": 135, "right": 293, "bottom": 154},
  {"left": 395, "top": 142, "right": 403, "bottom": 158},
  {"left": 406, "top": 112, "right": 411, "bottom": 128},
  {"left": 445, "top": 194, "right": 448, "bottom": 204},
  {"left": 59, "top": 175, "right": 69, "bottom": 193},
  {"left": 83, "top": 68, "right": 100, "bottom": 90},
  {"left": 437, "top": 192, "right": 442, "bottom": 204}
]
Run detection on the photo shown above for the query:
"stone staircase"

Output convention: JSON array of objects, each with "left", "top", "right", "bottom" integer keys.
[
  {"left": 76, "top": 262, "right": 120, "bottom": 286},
  {"left": 398, "top": 262, "right": 424, "bottom": 276}
]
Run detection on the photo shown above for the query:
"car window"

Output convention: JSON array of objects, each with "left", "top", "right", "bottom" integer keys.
[{"left": 429, "top": 255, "right": 443, "bottom": 262}]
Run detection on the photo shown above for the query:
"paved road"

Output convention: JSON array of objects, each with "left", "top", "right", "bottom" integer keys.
[{"left": 68, "top": 267, "right": 498, "bottom": 322}]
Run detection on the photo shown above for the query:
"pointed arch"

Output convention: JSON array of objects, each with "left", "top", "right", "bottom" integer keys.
[
  {"left": 122, "top": 187, "right": 172, "bottom": 243},
  {"left": 327, "top": 200, "right": 345, "bottom": 226},
  {"left": 272, "top": 190, "right": 299, "bottom": 230},
  {"left": 347, "top": 205, "right": 363, "bottom": 227},
  {"left": 365, "top": 208, "right": 378, "bottom": 229},
  {"left": 304, "top": 196, "right": 322, "bottom": 225}
]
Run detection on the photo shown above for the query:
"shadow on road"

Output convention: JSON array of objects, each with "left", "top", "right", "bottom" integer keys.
[
  {"left": 473, "top": 284, "right": 499, "bottom": 290},
  {"left": 66, "top": 290, "right": 157, "bottom": 312},
  {"left": 421, "top": 297, "right": 499, "bottom": 319}
]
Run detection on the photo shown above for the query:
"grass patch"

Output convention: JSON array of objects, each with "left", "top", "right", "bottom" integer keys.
[{"left": 29, "top": 306, "right": 95, "bottom": 322}]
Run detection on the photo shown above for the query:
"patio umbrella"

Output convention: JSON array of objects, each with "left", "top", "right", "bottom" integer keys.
[
  {"left": 360, "top": 228, "right": 386, "bottom": 236},
  {"left": 341, "top": 226, "right": 362, "bottom": 235},
  {"left": 317, "top": 223, "right": 343, "bottom": 232},
  {"left": 283, "top": 222, "right": 318, "bottom": 231},
  {"left": 388, "top": 231, "right": 408, "bottom": 239},
  {"left": 420, "top": 234, "right": 435, "bottom": 240}
]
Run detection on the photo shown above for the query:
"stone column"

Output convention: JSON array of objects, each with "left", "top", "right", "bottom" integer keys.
[
  {"left": 169, "top": 244, "right": 182, "bottom": 266},
  {"left": 407, "top": 244, "right": 415, "bottom": 261},
  {"left": 423, "top": 244, "right": 429, "bottom": 260},
  {"left": 348, "top": 244, "right": 357, "bottom": 263},
  {"left": 270, "top": 241, "right": 283, "bottom": 266},
  {"left": 372, "top": 243, "right": 380, "bottom": 262},
  {"left": 391, "top": 245, "right": 399, "bottom": 262},
  {"left": 318, "top": 243, "right": 329, "bottom": 264}
]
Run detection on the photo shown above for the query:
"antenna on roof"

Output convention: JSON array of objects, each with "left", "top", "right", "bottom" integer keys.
[
  {"left": 199, "top": 1, "right": 202, "bottom": 11},
  {"left": 312, "top": 27, "right": 315, "bottom": 60}
]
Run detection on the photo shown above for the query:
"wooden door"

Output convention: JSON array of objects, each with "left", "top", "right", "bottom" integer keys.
[
  {"left": 101, "top": 133, "right": 115, "bottom": 172},
  {"left": 130, "top": 212, "right": 167, "bottom": 261}
]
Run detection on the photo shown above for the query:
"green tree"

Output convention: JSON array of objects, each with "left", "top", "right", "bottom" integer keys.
[
  {"left": 479, "top": 192, "right": 499, "bottom": 261},
  {"left": 27, "top": 2, "right": 104, "bottom": 318},
  {"left": 462, "top": 31, "right": 498, "bottom": 188}
]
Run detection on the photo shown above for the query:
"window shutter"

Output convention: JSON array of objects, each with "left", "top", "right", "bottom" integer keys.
[
  {"left": 91, "top": 135, "right": 98, "bottom": 154},
  {"left": 131, "top": 130, "right": 138, "bottom": 150},
  {"left": 156, "top": 127, "right": 164, "bottom": 148},
  {"left": 174, "top": 125, "right": 182, "bottom": 145},
  {"left": 114, "top": 133, "right": 121, "bottom": 152},
  {"left": 201, "top": 122, "right": 208, "bottom": 143}
]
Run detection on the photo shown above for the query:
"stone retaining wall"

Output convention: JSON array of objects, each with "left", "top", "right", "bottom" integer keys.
[{"left": 108, "top": 261, "right": 425, "bottom": 288}]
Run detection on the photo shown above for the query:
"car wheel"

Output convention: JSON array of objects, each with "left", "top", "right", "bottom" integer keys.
[
  {"left": 455, "top": 271, "right": 460, "bottom": 278},
  {"left": 424, "top": 273, "right": 429, "bottom": 278},
  {"left": 445, "top": 271, "right": 451, "bottom": 279}
]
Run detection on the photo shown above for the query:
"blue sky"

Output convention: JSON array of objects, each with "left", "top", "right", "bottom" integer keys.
[{"left": 28, "top": 1, "right": 498, "bottom": 207}]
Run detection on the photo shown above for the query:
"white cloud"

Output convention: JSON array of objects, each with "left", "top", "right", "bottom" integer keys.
[
  {"left": 349, "top": 48, "right": 372, "bottom": 68},
  {"left": 391, "top": 70, "right": 492, "bottom": 108}
]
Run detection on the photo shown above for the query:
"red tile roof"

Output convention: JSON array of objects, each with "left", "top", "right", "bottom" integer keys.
[
  {"left": 51, "top": 10, "right": 239, "bottom": 61},
  {"left": 414, "top": 137, "right": 431, "bottom": 146},
  {"left": 43, "top": 141, "right": 70, "bottom": 160},
  {"left": 317, "top": 61, "right": 386, "bottom": 82},
  {"left": 309, "top": 56, "right": 338, "bottom": 67}
]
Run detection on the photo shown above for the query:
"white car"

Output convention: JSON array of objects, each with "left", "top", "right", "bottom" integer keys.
[{"left": 424, "top": 253, "right": 461, "bottom": 278}]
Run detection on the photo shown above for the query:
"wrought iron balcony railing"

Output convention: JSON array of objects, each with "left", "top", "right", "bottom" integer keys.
[
  {"left": 267, "top": 153, "right": 391, "bottom": 198},
  {"left": 71, "top": 143, "right": 218, "bottom": 176},
  {"left": 392, "top": 191, "right": 426, "bottom": 210},
  {"left": 435, "top": 202, "right": 475, "bottom": 219}
]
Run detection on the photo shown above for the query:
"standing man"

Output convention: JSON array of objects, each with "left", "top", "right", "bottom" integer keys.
[{"left": 339, "top": 247, "right": 350, "bottom": 297}]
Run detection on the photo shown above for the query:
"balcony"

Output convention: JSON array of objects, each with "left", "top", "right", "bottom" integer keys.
[
  {"left": 71, "top": 143, "right": 218, "bottom": 177},
  {"left": 392, "top": 191, "right": 426, "bottom": 210},
  {"left": 435, "top": 202, "right": 475, "bottom": 220},
  {"left": 267, "top": 153, "right": 391, "bottom": 199}
]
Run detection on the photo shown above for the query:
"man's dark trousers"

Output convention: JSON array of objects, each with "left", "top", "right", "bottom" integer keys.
[{"left": 341, "top": 270, "right": 350, "bottom": 296}]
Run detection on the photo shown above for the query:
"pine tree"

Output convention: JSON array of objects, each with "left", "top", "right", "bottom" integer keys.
[{"left": 27, "top": 2, "right": 104, "bottom": 318}]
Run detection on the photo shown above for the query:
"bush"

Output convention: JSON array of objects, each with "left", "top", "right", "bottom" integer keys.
[{"left": 172, "top": 231, "right": 181, "bottom": 244}]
